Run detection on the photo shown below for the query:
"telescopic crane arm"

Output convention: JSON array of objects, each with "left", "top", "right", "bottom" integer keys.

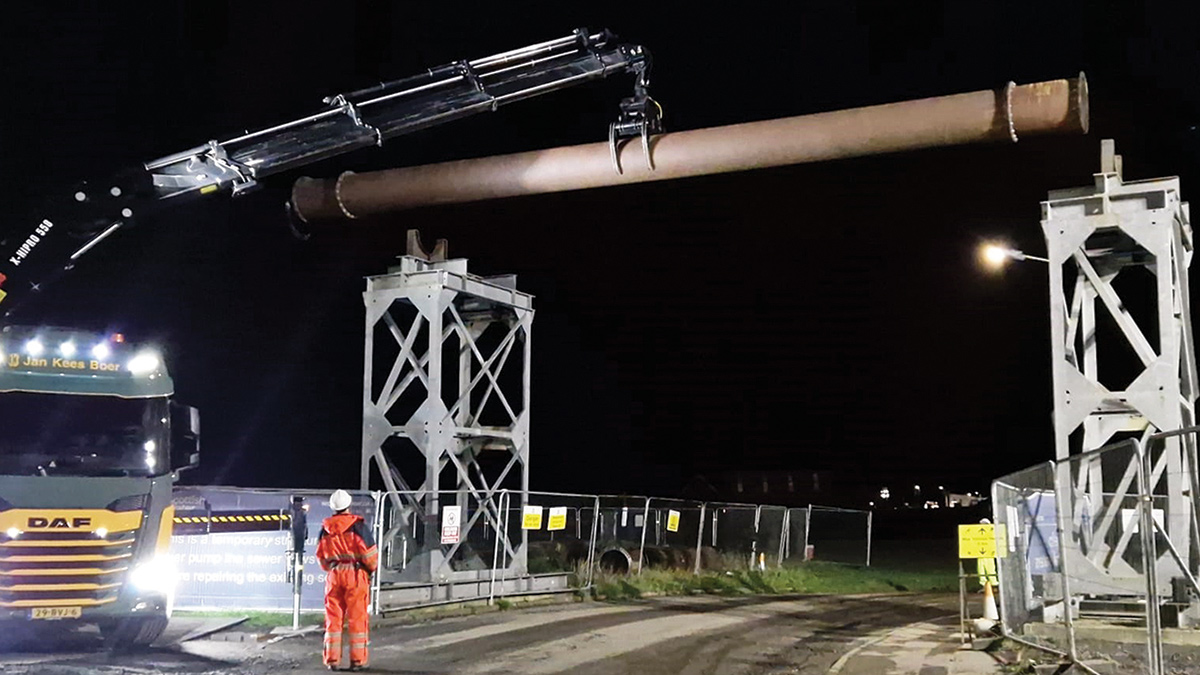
[{"left": 0, "top": 28, "right": 658, "bottom": 314}]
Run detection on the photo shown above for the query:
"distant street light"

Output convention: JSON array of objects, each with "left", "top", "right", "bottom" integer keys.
[{"left": 980, "top": 243, "right": 1049, "bottom": 268}]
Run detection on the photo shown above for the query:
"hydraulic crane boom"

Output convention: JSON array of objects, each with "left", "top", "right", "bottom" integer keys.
[{"left": 0, "top": 28, "right": 656, "bottom": 314}]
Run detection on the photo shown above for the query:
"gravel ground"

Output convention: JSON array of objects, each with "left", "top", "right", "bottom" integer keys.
[{"left": 0, "top": 593, "right": 959, "bottom": 674}]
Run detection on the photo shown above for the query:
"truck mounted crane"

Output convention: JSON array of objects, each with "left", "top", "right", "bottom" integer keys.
[{"left": 0, "top": 28, "right": 659, "bottom": 315}]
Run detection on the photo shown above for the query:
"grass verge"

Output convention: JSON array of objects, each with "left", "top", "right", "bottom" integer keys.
[
  {"left": 172, "top": 609, "right": 323, "bottom": 632},
  {"left": 591, "top": 561, "right": 957, "bottom": 601}
]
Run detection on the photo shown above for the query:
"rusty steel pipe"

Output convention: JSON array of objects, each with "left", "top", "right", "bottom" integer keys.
[{"left": 292, "top": 74, "right": 1087, "bottom": 221}]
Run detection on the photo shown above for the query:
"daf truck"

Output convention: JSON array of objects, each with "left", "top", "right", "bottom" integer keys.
[{"left": 0, "top": 325, "right": 198, "bottom": 646}]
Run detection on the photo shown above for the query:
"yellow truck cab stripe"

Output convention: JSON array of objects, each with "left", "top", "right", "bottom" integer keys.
[
  {"left": 0, "top": 597, "right": 116, "bottom": 608},
  {"left": 156, "top": 505, "right": 174, "bottom": 553},
  {"left": 0, "top": 553, "right": 132, "bottom": 563},
  {"left": 1, "top": 539, "right": 132, "bottom": 548},
  {"left": 1, "top": 582, "right": 122, "bottom": 591},
  {"left": 0, "top": 567, "right": 128, "bottom": 576}
]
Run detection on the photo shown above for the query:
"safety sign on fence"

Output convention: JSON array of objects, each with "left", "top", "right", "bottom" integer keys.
[
  {"left": 667, "top": 510, "right": 681, "bottom": 533},
  {"left": 958, "top": 523, "right": 1006, "bottom": 559},
  {"left": 441, "top": 505, "right": 461, "bottom": 545},
  {"left": 522, "top": 505, "right": 543, "bottom": 530},
  {"left": 548, "top": 507, "right": 567, "bottom": 531}
]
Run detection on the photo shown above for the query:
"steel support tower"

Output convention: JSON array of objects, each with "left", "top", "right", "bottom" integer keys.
[
  {"left": 361, "top": 233, "right": 531, "bottom": 583},
  {"left": 1044, "top": 140, "right": 1198, "bottom": 597}
]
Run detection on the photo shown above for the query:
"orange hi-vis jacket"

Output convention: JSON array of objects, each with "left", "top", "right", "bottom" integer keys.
[{"left": 316, "top": 512, "right": 378, "bottom": 668}]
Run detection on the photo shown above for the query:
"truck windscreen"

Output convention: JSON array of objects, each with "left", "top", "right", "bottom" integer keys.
[{"left": 0, "top": 392, "right": 169, "bottom": 477}]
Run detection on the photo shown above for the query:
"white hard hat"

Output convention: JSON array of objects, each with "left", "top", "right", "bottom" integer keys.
[
  {"left": 330, "top": 489, "right": 353, "bottom": 512},
  {"left": 980, "top": 518, "right": 991, "bottom": 525}
]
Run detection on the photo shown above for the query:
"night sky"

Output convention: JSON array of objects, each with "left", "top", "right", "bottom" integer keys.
[{"left": 1, "top": 2, "right": 1198, "bottom": 503}]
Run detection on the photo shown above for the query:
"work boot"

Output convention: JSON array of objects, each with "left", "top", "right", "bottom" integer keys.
[{"left": 348, "top": 664, "right": 367, "bottom": 672}]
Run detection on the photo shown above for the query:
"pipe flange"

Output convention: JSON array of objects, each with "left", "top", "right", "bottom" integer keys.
[
  {"left": 1004, "top": 81, "right": 1018, "bottom": 143},
  {"left": 334, "top": 171, "right": 359, "bottom": 220}
]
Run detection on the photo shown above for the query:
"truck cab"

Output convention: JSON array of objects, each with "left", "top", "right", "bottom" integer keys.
[{"left": 0, "top": 326, "right": 198, "bottom": 646}]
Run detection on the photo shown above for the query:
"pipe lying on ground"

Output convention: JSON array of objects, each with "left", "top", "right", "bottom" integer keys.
[{"left": 291, "top": 74, "right": 1088, "bottom": 222}]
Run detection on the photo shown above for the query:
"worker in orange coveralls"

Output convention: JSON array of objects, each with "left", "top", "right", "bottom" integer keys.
[{"left": 317, "top": 489, "right": 378, "bottom": 671}]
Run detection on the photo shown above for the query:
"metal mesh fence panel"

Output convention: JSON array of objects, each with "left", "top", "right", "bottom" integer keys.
[
  {"left": 1060, "top": 441, "right": 1153, "bottom": 670},
  {"left": 377, "top": 490, "right": 500, "bottom": 581},
  {"left": 992, "top": 461, "right": 1065, "bottom": 654},
  {"left": 758, "top": 506, "right": 787, "bottom": 568},
  {"left": 784, "top": 507, "right": 809, "bottom": 565},
  {"left": 806, "top": 506, "right": 870, "bottom": 566},
  {"left": 519, "top": 492, "right": 600, "bottom": 580},
  {"left": 591, "top": 496, "right": 651, "bottom": 575},
  {"left": 707, "top": 503, "right": 761, "bottom": 570},
  {"left": 642, "top": 498, "right": 705, "bottom": 573}
]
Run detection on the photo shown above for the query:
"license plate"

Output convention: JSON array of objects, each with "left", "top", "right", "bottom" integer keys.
[{"left": 31, "top": 606, "right": 82, "bottom": 620}]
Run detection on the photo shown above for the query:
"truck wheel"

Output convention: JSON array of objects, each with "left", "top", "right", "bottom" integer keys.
[{"left": 101, "top": 616, "right": 168, "bottom": 649}]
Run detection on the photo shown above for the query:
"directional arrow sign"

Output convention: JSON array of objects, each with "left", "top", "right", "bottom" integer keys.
[{"left": 958, "top": 523, "right": 1006, "bottom": 559}]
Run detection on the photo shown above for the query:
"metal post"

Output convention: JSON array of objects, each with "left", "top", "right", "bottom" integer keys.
[
  {"left": 1053, "top": 462, "right": 1078, "bottom": 661},
  {"left": 586, "top": 495, "right": 601, "bottom": 589},
  {"left": 752, "top": 505, "right": 762, "bottom": 570},
  {"left": 694, "top": 503, "right": 707, "bottom": 575},
  {"left": 636, "top": 497, "right": 651, "bottom": 575},
  {"left": 866, "top": 510, "right": 873, "bottom": 567},
  {"left": 291, "top": 552, "right": 302, "bottom": 630},
  {"left": 498, "top": 490, "right": 510, "bottom": 602},
  {"left": 371, "top": 491, "right": 384, "bottom": 615},
  {"left": 804, "top": 505, "right": 812, "bottom": 560},
  {"left": 777, "top": 509, "right": 789, "bottom": 568},
  {"left": 488, "top": 489, "right": 505, "bottom": 606},
  {"left": 1137, "top": 442, "right": 1165, "bottom": 675}
]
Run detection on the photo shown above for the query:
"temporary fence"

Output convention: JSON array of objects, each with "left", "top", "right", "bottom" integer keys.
[
  {"left": 168, "top": 486, "right": 871, "bottom": 616},
  {"left": 992, "top": 432, "right": 1200, "bottom": 675},
  {"left": 805, "top": 505, "right": 872, "bottom": 566},
  {"left": 169, "top": 487, "right": 379, "bottom": 613}
]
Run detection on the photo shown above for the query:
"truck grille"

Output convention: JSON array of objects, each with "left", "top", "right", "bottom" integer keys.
[{"left": 0, "top": 531, "right": 135, "bottom": 607}]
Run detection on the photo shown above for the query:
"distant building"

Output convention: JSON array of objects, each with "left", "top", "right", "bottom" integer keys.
[
  {"left": 945, "top": 492, "right": 984, "bottom": 508},
  {"left": 681, "top": 470, "right": 834, "bottom": 506}
]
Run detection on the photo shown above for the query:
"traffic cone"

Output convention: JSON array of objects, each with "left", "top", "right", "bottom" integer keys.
[{"left": 983, "top": 580, "right": 999, "bottom": 622}]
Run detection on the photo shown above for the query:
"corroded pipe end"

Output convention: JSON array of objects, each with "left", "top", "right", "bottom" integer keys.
[
  {"left": 291, "top": 175, "right": 341, "bottom": 226},
  {"left": 1011, "top": 72, "right": 1089, "bottom": 138}
]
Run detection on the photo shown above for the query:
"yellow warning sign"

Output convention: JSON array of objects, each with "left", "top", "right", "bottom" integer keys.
[
  {"left": 547, "top": 507, "right": 567, "bottom": 531},
  {"left": 522, "top": 505, "right": 543, "bottom": 530},
  {"left": 666, "top": 510, "right": 681, "bottom": 533},
  {"left": 958, "top": 523, "right": 1005, "bottom": 559}
]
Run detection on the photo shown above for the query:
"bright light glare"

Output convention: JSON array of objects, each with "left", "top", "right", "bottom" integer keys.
[
  {"left": 95, "top": 527, "right": 108, "bottom": 539},
  {"left": 127, "top": 352, "right": 160, "bottom": 375},
  {"left": 92, "top": 342, "right": 111, "bottom": 360},
  {"left": 143, "top": 440, "right": 157, "bottom": 452},
  {"left": 59, "top": 341, "right": 76, "bottom": 357},
  {"left": 130, "top": 557, "right": 176, "bottom": 596},
  {"left": 24, "top": 339, "right": 43, "bottom": 356},
  {"left": 982, "top": 244, "right": 1010, "bottom": 268},
  {"left": 146, "top": 456, "right": 158, "bottom": 470},
  {"left": 5, "top": 527, "right": 19, "bottom": 539}
]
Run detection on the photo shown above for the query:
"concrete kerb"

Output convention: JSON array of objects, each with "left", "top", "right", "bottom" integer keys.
[{"left": 829, "top": 613, "right": 1003, "bottom": 675}]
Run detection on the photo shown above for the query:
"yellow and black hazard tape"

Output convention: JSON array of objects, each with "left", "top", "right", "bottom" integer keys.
[{"left": 174, "top": 513, "right": 290, "bottom": 524}]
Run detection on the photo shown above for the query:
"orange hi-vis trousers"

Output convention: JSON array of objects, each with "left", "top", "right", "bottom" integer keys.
[{"left": 323, "top": 565, "right": 370, "bottom": 667}]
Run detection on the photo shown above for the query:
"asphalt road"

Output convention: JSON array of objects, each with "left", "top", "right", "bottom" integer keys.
[{"left": 0, "top": 593, "right": 959, "bottom": 674}]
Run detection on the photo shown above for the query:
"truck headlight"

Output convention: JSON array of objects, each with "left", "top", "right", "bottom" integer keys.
[{"left": 130, "top": 557, "right": 176, "bottom": 596}]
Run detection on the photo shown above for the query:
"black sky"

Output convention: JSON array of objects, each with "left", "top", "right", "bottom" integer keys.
[{"left": 2, "top": 1, "right": 1199, "bottom": 503}]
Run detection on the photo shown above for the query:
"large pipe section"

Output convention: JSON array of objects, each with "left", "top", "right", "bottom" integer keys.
[{"left": 291, "top": 74, "right": 1088, "bottom": 222}]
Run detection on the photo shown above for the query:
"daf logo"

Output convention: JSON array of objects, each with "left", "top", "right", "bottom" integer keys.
[{"left": 27, "top": 517, "right": 91, "bottom": 529}]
